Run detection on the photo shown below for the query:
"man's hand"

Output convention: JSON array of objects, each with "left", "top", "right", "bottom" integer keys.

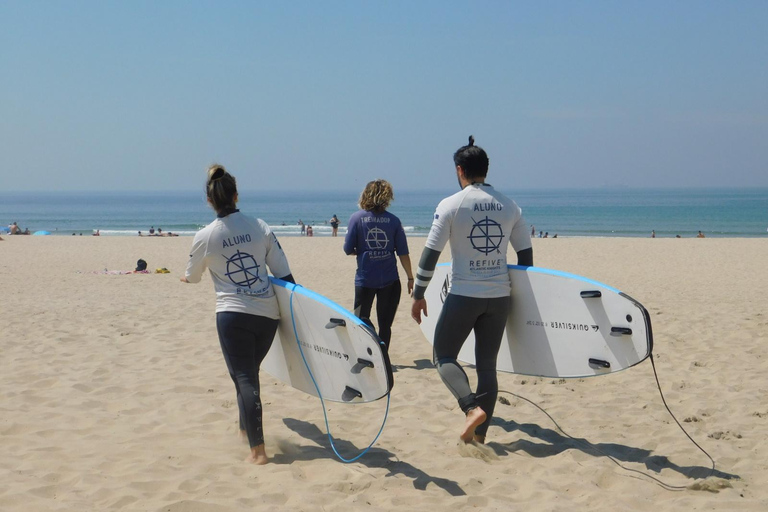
[{"left": 411, "top": 298, "right": 428, "bottom": 324}]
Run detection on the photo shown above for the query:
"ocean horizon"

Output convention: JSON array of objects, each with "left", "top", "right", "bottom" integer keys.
[{"left": 2, "top": 187, "right": 767, "bottom": 239}]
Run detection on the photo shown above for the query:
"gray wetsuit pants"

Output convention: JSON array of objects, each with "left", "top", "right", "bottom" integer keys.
[{"left": 433, "top": 293, "right": 511, "bottom": 437}]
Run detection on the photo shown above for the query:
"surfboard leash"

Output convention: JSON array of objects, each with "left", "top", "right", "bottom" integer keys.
[
  {"left": 498, "top": 355, "right": 717, "bottom": 490},
  {"left": 288, "top": 286, "right": 391, "bottom": 463}
]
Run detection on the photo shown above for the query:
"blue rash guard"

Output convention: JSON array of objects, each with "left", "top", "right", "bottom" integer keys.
[{"left": 343, "top": 209, "right": 409, "bottom": 288}]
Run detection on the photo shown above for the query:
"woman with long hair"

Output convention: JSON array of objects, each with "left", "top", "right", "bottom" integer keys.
[{"left": 181, "top": 164, "right": 295, "bottom": 464}]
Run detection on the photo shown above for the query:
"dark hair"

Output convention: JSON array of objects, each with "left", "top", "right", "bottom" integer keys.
[
  {"left": 206, "top": 164, "right": 238, "bottom": 213},
  {"left": 453, "top": 135, "right": 489, "bottom": 179}
]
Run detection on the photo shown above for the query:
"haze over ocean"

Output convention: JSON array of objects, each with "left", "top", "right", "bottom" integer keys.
[{"left": 2, "top": 188, "right": 766, "bottom": 238}]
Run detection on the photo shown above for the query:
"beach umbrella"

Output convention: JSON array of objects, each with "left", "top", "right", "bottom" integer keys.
[{"left": 33, "top": 230, "right": 51, "bottom": 236}]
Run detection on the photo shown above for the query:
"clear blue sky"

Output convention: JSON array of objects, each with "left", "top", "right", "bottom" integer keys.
[{"left": 1, "top": 1, "right": 766, "bottom": 192}]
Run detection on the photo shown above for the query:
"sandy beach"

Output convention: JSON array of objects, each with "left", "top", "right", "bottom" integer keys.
[{"left": 1, "top": 235, "right": 767, "bottom": 511}]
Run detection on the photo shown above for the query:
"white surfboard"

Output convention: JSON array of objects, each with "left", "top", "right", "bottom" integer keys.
[
  {"left": 419, "top": 264, "right": 653, "bottom": 378},
  {"left": 262, "top": 277, "right": 394, "bottom": 403}
]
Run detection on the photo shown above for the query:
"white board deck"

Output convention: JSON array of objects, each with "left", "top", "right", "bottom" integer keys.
[
  {"left": 262, "top": 277, "right": 394, "bottom": 403},
  {"left": 419, "top": 264, "right": 653, "bottom": 378}
]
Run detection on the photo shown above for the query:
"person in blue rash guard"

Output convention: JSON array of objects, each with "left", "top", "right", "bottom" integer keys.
[
  {"left": 411, "top": 137, "right": 533, "bottom": 444},
  {"left": 181, "top": 164, "right": 295, "bottom": 465},
  {"left": 344, "top": 179, "right": 414, "bottom": 351}
]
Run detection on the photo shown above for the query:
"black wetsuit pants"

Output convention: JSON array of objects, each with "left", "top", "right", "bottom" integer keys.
[
  {"left": 216, "top": 312, "right": 279, "bottom": 448},
  {"left": 433, "top": 294, "right": 511, "bottom": 437},
  {"left": 354, "top": 279, "right": 402, "bottom": 350}
]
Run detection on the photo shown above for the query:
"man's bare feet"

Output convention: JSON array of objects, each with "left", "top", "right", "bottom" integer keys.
[
  {"left": 246, "top": 444, "right": 268, "bottom": 465},
  {"left": 460, "top": 407, "right": 487, "bottom": 443}
]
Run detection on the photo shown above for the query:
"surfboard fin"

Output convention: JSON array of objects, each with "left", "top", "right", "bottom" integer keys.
[
  {"left": 611, "top": 327, "right": 633, "bottom": 336},
  {"left": 356, "top": 358, "right": 374, "bottom": 368},
  {"left": 325, "top": 318, "right": 346, "bottom": 329},
  {"left": 342, "top": 386, "right": 363, "bottom": 401},
  {"left": 589, "top": 358, "right": 611, "bottom": 369},
  {"left": 580, "top": 290, "right": 602, "bottom": 298}
]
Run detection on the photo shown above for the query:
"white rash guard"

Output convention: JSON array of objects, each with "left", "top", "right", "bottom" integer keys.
[
  {"left": 185, "top": 211, "right": 292, "bottom": 318},
  {"left": 424, "top": 183, "right": 531, "bottom": 298}
]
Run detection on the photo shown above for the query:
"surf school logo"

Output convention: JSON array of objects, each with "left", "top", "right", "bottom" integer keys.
[
  {"left": 467, "top": 216, "right": 504, "bottom": 255},
  {"left": 365, "top": 227, "right": 389, "bottom": 250},
  {"left": 225, "top": 250, "right": 263, "bottom": 288}
]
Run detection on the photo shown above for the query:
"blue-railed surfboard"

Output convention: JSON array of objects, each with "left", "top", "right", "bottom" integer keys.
[
  {"left": 262, "top": 277, "right": 394, "bottom": 403},
  {"left": 419, "top": 264, "right": 653, "bottom": 378}
]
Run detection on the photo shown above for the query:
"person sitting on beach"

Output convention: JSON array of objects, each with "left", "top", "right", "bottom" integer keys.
[
  {"left": 181, "top": 164, "right": 295, "bottom": 465},
  {"left": 697, "top": 231, "right": 705, "bottom": 238},
  {"left": 93, "top": 230, "right": 100, "bottom": 236},
  {"left": 411, "top": 136, "right": 533, "bottom": 445},
  {"left": 9, "top": 222, "right": 20, "bottom": 235},
  {"left": 149, "top": 226, "right": 155, "bottom": 235},
  {"left": 306, "top": 225, "right": 313, "bottom": 237},
  {"left": 344, "top": 179, "right": 413, "bottom": 351}
]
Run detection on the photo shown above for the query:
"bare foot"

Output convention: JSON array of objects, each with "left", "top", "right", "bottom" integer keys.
[
  {"left": 460, "top": 407, "right": 487, "bottom": 443},
  {"left": 473, "top": 434, "right": 486, "bottom": 444},
  {"left": 245, "top": 444, "right": 268, "bottom": 465}
]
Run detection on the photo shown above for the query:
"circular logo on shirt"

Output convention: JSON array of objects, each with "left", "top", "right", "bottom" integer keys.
[
  {"left": 468, "top": 216, "right": 504, "bottom": 254},
  {"left": 365, "top": 227, "right": 389, "bottom": 250},
  {"left": 225, "top": 250, "right": 262, "bottom": 288}
]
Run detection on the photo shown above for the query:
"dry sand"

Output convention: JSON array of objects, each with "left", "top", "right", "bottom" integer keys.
[{"left": 1, "top": 235, "right": 767, "bottom": 511}]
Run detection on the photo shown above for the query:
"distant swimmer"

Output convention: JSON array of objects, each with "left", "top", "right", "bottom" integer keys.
[
  {"left": 330, "top": 214, "right": 340, "bottom": 237},
  {"left": 411, "top": 136, "right": 533, "bottom": 445}
]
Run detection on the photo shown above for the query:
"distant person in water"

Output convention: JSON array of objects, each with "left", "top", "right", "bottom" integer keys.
[
  {"left": 651, "top": 230, "right": 655, "bottom": 238},
  {"left": 181, "top": 164, "right": 295, "bottom": 465},
  {"left": 344, "top": 179, "right": 413, "bottom": 350}
]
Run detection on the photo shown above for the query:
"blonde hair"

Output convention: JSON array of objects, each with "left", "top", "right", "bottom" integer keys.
[
  {"left": 359, "top": 179, "right": 394, "bottom": 213},
  {"left": 206, "top": 164, "right": 238, "bottom": 213}
]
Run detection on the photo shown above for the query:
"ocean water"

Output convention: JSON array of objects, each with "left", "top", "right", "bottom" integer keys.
[{"left": 1, "top": 188, "right": 767, "bottom": 238}]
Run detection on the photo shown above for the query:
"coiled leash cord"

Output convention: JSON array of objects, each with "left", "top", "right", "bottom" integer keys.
[
  {"left": 289, "top": 286, "right": 390, "bottom": 463},
  {"left": 498, "top": 354, "right": 716, "bottom": 490}
]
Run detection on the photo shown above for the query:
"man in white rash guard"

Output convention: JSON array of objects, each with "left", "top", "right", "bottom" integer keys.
[{"left": 411, "top": 136, "right": 533, "bottom": 444}]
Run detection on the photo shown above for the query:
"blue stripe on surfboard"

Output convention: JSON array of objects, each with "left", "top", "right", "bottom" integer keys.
[
  {"left": 270, "top": 277, "right": 367, "bottom": 327},
  {"left": 435, "top": 262, "right": 622, "bottom": 295}
]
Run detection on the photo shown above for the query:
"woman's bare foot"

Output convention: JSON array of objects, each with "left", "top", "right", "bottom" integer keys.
[
  {"left": 460, "top": 407, "right": 487, "bottom": 443},
  {"left": 246, "top": 444, "right": 268, "bottom": 465},
  {"left": 473, "top": 434, "right": 486, "bottom": 444}
]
